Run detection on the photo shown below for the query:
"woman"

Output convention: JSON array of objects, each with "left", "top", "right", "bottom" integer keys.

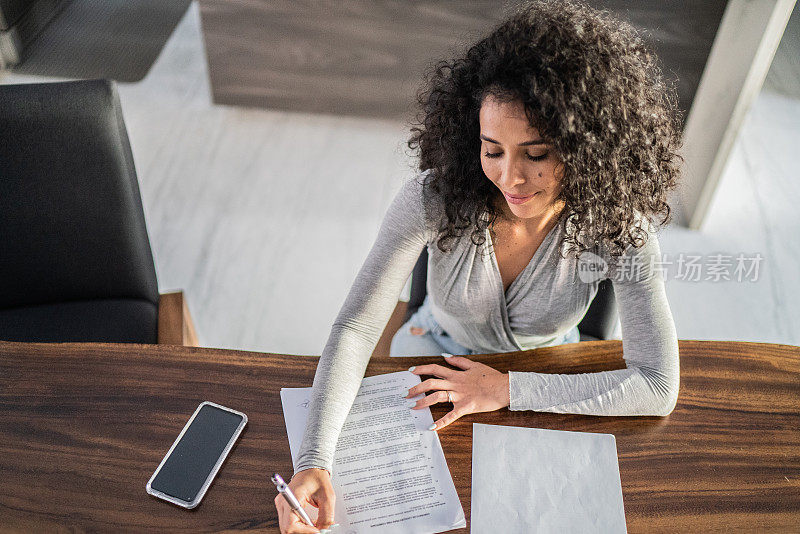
[{"left": 275, "top": 1, "right": 682, "bottom": 532}]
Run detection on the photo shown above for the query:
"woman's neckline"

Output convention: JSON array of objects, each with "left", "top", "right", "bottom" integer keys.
[{"left": 487, "top": 209, "right": 565, "bottom": 295}]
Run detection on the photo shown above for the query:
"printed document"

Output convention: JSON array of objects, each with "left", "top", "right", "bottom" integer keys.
[
  {"left": 280, "top": 371, "right": 466, "bottom": 534},
  {"left": 471, "top": 423, "right": 627, "bottom": 533}
]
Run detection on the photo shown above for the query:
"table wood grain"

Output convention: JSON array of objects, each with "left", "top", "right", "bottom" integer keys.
[{"left": 1, "top": 340, "right": 798, "bottom": 532}]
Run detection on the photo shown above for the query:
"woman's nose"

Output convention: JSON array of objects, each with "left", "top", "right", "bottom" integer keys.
[{"left": 498, "top": 158, "right": 526, "bottom": 188}]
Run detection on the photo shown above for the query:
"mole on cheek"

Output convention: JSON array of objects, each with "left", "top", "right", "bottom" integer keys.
[{"left": 538, "top": 172, "right": 542, "bottom": 177}]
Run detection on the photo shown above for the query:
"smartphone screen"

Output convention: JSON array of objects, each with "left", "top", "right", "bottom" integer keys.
[{"left": 147, "top": 402, "right": 247, "bottom": 508}]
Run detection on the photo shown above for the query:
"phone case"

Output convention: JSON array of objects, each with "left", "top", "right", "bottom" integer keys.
[{"left": 146, "top": 401, "right": 248, "bottom": 509}]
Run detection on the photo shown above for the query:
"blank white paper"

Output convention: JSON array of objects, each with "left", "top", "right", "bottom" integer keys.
[
  {"left": 280, "top": 371, "right": 466, "bottom": 534},
  {"left": 471, "top": 423, "right": 626, "bottom": 533}
]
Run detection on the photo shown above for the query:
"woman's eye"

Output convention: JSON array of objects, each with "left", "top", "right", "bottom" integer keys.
[
  {"left": 483, "top": 151, "right": 548, "bottom": 161},
  {"left": 526, "top": 152, "right": 548, "bottom": 161}
]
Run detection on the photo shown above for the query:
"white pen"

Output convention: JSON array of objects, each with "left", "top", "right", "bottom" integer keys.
[{"left": 272, "top": 473, "right": 315, "bottom": 528}]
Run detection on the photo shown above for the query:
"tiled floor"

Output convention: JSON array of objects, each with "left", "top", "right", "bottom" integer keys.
[{"left": 2, "top": 1, "right": 798, "bottom": 352}]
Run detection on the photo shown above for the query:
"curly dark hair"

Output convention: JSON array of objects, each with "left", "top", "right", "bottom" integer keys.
[{"left": 406, "top": 0, "right": 684, "bottom": 259}]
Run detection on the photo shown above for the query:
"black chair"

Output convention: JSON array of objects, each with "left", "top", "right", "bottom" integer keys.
[
  {"left": 405, "top": 249, "right": 619, "bottom": 341},
  {"left": 0, "top": 79, "right": 196, "bottom": 344}
]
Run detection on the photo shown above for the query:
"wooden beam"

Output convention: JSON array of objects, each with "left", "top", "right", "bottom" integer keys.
[{"left": 678, "top": 0, "right": 795, "bottom": 229}]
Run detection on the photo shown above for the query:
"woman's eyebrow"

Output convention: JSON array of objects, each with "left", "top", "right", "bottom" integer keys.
[{"left": 479, "top": 134, "right": 547, "bottom": 146}]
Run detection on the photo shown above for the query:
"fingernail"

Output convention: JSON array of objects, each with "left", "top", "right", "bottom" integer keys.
[
  {"left": 428, "top": 424, "right": 436, "bottom": 431},
  {"left": 442, "top": 352, "right": 453, "bottom": 358},
  {"left": 330, "top": 524, "right": 340, "bottom": 529},
  {"left": 408, "top": 400, "right": 417, "bottom": 408},
  {"left": 408, "top": 366, "right": 416, "bottom": 372}
]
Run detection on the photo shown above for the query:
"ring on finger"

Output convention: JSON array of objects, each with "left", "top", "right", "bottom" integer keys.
[{"left": 446, "top": 390, "right": 453, "bottom": 403}]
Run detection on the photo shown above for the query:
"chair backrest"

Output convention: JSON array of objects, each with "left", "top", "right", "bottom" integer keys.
[
  {"left": 0, "top": 79, "right": 159, "bottom": 319},
  {"left": 405, "top": 248, "right": 619, "bottom": 341}
]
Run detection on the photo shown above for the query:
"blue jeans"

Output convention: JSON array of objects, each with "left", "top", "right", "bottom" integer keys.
[{"left": 390, "top": 296, "right": 581, "bottom": 357}]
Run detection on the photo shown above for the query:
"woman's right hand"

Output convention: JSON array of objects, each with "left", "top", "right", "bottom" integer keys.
[{"left": 274, "top": 468, "right": 336, "bottom": 533}]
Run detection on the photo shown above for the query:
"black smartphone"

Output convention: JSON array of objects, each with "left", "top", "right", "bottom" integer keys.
[{"left": 146, "top": 401, "right": 247, "bottom": 509}]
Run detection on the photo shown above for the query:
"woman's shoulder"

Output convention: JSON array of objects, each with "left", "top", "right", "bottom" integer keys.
[
  {"left": 388, "top": 169, "right": 439, "bottom": 241},
  {"left": 396, "top": 168, "right": 434, "bottom": 200},
  {"left": 592, "top": 210, "right": 665, "bottom": 285}
]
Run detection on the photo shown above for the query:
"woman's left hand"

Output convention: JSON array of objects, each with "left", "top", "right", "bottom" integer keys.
[{"left": 404, "top": 355, "right": 510, "bottom": 431}]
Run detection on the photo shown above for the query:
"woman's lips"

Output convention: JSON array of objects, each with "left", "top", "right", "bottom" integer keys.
[{"left": 503, "top": 191, "right": 539, "bottom": 204}]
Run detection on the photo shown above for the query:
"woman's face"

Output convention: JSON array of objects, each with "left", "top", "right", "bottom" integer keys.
[{"left": 479, "top": 95, "right": 564, "bottom": 225}]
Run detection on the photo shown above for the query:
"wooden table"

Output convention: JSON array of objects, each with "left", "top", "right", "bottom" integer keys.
[{"left": 1, "top": 340, "right": 798, "bottom": 532}]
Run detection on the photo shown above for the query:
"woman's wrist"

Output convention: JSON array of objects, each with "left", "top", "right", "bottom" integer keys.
[{"left": 500, "top": 372, "right": 511, "bottom": 408}]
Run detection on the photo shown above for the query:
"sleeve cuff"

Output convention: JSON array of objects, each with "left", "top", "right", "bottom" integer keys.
[
  {"left": 508, "top": 371, "right": 525, "bottom": 411},
  {"left": 293, "top": 463, "right": 332, "bottom": 479}
]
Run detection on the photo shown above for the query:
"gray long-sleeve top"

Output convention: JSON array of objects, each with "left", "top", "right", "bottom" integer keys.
[{"left": 294, "top": 170, "right": 680, "bottom": 475}]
